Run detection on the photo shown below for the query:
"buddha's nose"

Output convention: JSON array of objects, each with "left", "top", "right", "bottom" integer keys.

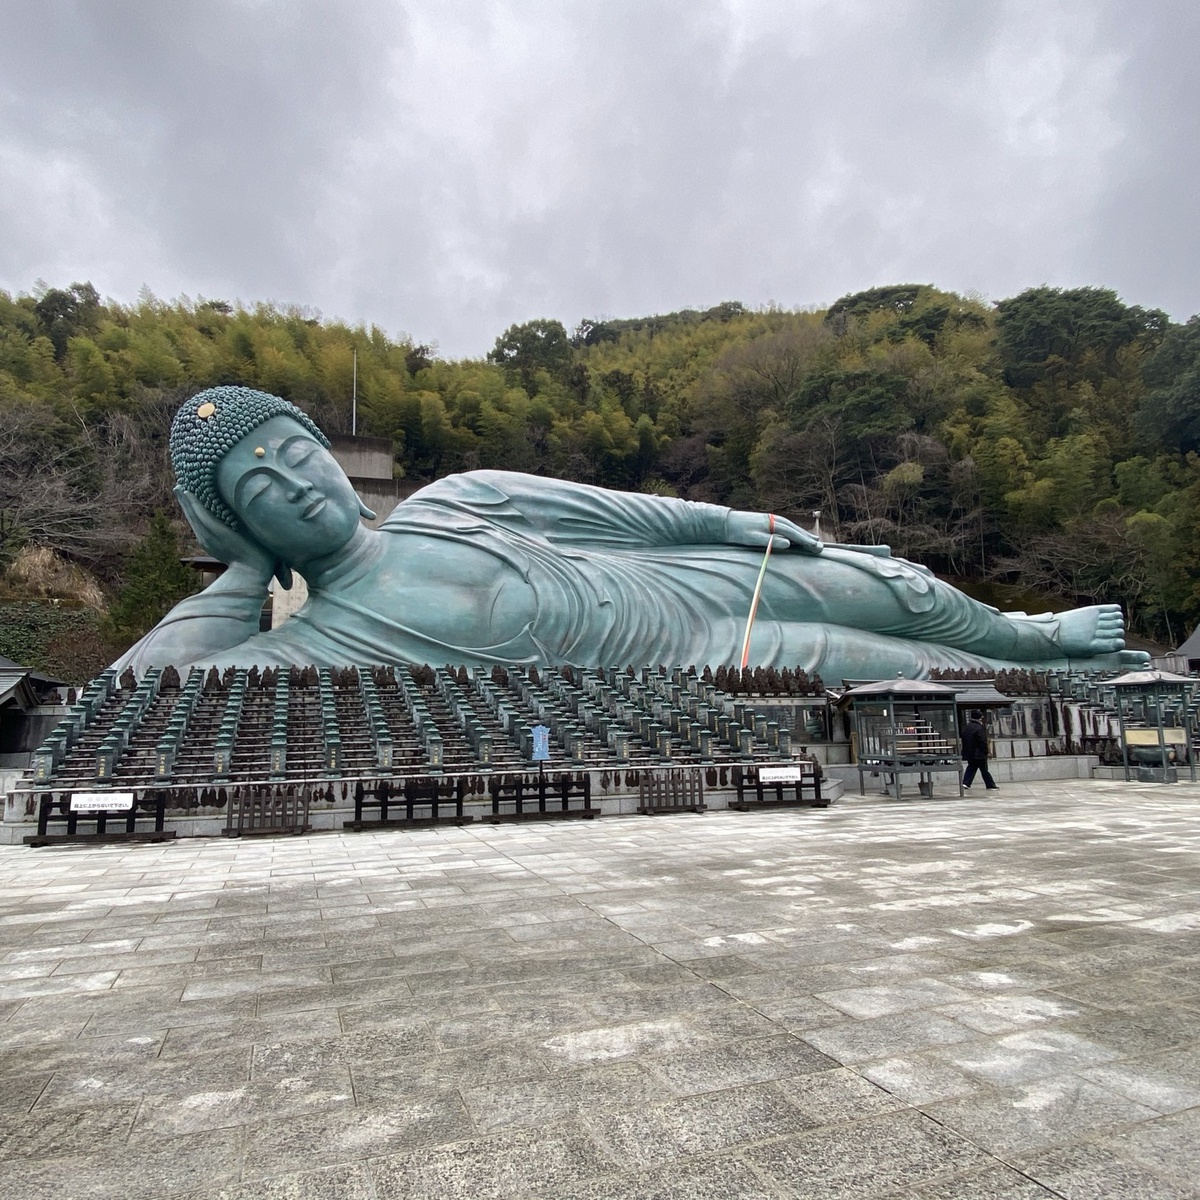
[{"left": 286, "top": 477, "right": 314, "bottom": 502}]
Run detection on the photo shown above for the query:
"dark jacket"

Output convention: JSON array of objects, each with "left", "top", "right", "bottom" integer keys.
[{"left": 961, "top": 720, "right": 989, "bottom": 763}]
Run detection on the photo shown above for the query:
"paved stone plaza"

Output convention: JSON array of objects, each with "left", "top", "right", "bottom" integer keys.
[{"left": 0, "top": 780, "right": 1198, "bottom": 1199}]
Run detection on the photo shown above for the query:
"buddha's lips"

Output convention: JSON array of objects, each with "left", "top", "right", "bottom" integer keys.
[{"left": 301, "top": 497, "right": 326, "bottom": 520}]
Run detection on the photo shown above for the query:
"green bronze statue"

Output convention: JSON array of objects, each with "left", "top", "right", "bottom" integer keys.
[{"left": 112, "top": 386, "right": 1148, "bottom": 680}]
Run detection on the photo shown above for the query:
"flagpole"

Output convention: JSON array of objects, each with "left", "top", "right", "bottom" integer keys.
[{"left": 352, "top": 349, "right": 358, "bottom": 436}]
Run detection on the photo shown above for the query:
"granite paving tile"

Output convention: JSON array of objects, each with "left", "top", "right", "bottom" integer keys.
[
  {"left": 622, "top": 962, "right": 713, "bottom": 987},
  {"left": 1155, "top": 954, "right": 1200, "bottom": 981},
  {"left": 51, "top": 946, "right": 204, "bottom": 976},
  {"left": 240, "top": 1095, "right": 474, "bottom": 1178},
  {"left": 252, "top": 1021, "right": 435, "bottom": 1077},
  {"left": 0, "top": 1070, "right": 51, "bottom": 1112},
  {"left": 485, "top": 968, "right": 644, "bottom": 1004},
  {"left": 1059, "top": 1004, "right": 1200, "bottom": 1057},
  {"left": 817, "top": 980, "right": 977, "bottom": 1018},
  {"left": 3, "top": 936, "right": 143, "bottom": 964},
  {"left": 0, "top": 1099, "right": 140, "bottom": 1158},
  {"left": 802, "top": 1011, "right": 977, "bottom": 1064},
  {"left": 82, "top": 992, "right": 260, "bottom": 1035},
  {"left": 536, "top": 1016, "right": 717, "bottom": 1069},
  {"left": 337, "top": 989, "right": 502, "bottom": 1032},
  {"left": 112, "top": 948, "right": 264, "bottom": 979},
  {"left": 1047, "top": 973, "right": 1192, "bottom": 1011},
  {"left": 933, "top": 1028, "right": 1119, "bottom": 1084},
  {"left": 201, "top": 926, "right": 327, "bottom": 948},
  {"left": 923, "top": 1073, "right": 1161, "bottom": 1155},
  {"left": 409, "top": 947, "right": 666, "bottom": 994},
  {"left": 747, "top": 937, "right": 902, "bottom": 969},
  {"left": 350, "top": 1041, "right": 551, "bottom": 1103},
  {"left": 259, "top": 943, "right": 398, "bottom": 971},
  {"left": 368, "top": 1120, "right": 613, "bottom": 1200},
  {"left": 932, "top": 991, "right": 1089, "bottom": 1034},
  {"left": 1035, "top": 925, "right": 1155, "bottom": 951},
  {"left": 742, "top": 1108, "right": 989, "bottom": 1198},
  {"left": 858, "top": 1051, "right": 985, "bottom": 1104},
  {"left": 750, "top": 992, "right": 849, "bottom": 1028},
  {"left": 581, "top": 982, "right": 738, "bottom": 1023},
  {"left": 894, "top": 1163, "right": 1061, "bottom": 1198},
  {"left": 643, "top": 1033, "right": 837, "bottom": 1095},
  {"left": 20, "top": 980, "right": 185, "bottom": 1018},
  {"left": 429, "top": 1002, "right": 605, "bottom": 1050},
  {"left": 328, "top": 949, "right": 472, "bottom": 982},
  {"left": 675, "top": 953, "right": 764, "bottom": 979},
  {"left": 592, "top": 1081, "right": 817, "bottom": 1170},
  {"left": 773, "top": 1065, "right": 907, "bottom": 1122},
  {"left": 0, "top": 1125, "right": 244, "bottom": 1200},
  {"left": 535, "top": 1155, "right": 783, "bottom": 1200},
  {"left": 36, "top": 1044, "right": 252, "bottom": 1107},
  {"left": 159, "top": 1008, "right": 342, "bottom": 1057},
  {"left": 1079, "top": 1044, "right": 1200, "bottom": 1113},
  {"left": 0, "top": 969, "right": 119, "bottom": 1001},
  {"left": 0, "top": 961, "right": 84, "bottom": 985},
  {"left": 1017, "top": 1139, "right": 1200, "bottom": 1199},
  {"left": 174, "top": 967, "right": 330, "bottom": 1000},
  {"left": 681, "top": 1001, "right": 783, "bottom": 1041},
  {"left": 253, "top": 975, "right": 417, "bottom": 1015},
  {"left": 130, "top": 1066, "right": 355, "bottom": 1136},
  {"left": 936, "top": 964, "right": 1077, "bottom": 992},
  {"left": 837, "top": 953, "right": 968, "bottom": 984},
  {"left": 187, "top": 1161, "right": 375, "bottom": 1200},
  {"left": 716, "top": 966, "right": 863, "bottom": 1002},
  {"left": 463, "top": 1060, "right": 672, "bottom": 1133}
]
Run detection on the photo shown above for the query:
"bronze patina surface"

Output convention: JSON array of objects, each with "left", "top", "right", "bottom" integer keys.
[{"left": 113, "top": 387, "right": 1147, "bottom": 679}]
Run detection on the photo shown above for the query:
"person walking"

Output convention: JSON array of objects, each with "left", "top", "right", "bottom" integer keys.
[{"left": 961, "top": 709, "right": 998, "bottom": 790}]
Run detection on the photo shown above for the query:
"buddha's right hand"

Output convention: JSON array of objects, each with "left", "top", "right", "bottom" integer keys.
[
  {"left": 724, "top": 510, "right": 823, "bottom": 554},
  {"left": 175, "top": 487, "right": 290, "bottom": 589}
]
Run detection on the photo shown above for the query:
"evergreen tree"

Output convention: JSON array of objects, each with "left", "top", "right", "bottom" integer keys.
[{"left": 104, "top": 512, "right": 195, "bottom": 643}]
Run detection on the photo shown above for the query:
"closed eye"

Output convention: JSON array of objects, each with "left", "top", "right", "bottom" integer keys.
[
  {"left": 283, "top": 441, "right": 317, "bottom": 468},
  {"left": 240, "top": 473, "right": 272, "bottom": 506}
]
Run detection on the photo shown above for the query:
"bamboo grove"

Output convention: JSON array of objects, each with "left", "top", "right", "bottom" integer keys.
[{"left": 2, "top": 281, "right": 1199, "bottom": 648}]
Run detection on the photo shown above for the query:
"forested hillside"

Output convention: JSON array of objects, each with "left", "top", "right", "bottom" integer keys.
[{"left": 2, "top": 280, "right": 1199, "bottom": 668}]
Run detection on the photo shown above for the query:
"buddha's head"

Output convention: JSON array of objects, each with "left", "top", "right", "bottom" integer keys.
[{"left": 171, "top": 387, "right": 372, "bottom": 567}]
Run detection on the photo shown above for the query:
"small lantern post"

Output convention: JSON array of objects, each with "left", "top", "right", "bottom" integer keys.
[
  {"left": 839, "top": 677, "right": 963, "bottom": 799},
  {"left": 1111, "top": 669, "right": 1198, "bottom": 783}
]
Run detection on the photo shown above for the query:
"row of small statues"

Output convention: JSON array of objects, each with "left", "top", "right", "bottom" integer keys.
[
  {"left": 929, "top": 666, "right": 1050, "bottom": 695},
  {"left": 111, "top": 662, "right": 828, "bottom": 696},
  {"left": 705, "top": 665, "right": 827, "bottom": 696},
  {"left": 122, "top": 662, "right": 483, "bottom": 692}
]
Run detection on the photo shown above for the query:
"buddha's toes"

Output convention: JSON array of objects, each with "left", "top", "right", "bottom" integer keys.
[{"left": 1055, "top": 603, "right": 1126, "bottom": 656}]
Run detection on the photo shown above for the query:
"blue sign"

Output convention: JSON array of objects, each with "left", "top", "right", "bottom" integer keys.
[{"left": 531, "top": 724, "right": 551, "bottom": 762}]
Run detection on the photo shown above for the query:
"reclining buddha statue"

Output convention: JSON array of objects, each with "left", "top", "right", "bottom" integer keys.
[{"left": 112, "top": 386, "right": 1147, "bottom": 680}]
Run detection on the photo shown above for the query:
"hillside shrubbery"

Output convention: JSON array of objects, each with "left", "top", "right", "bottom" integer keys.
[{"left": 1, "top": 281, "right": 1198, "bottom": 648}]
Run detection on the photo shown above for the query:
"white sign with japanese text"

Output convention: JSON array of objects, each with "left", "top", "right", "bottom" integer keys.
[
  {"left": 757, "top": 766, "right": 806, "bottom": 783},
  {"left": 70, "top": 792, "right": 135, "bottom": 813}
]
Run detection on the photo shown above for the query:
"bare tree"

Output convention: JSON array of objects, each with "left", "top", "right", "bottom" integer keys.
[
  {"left": 0, "top": 407, "right": 113, "bottom": 565},
  {"left": 993, "top": 509, "right": 1163, "bottom": 635},
  {"left": 0, "top": 395, "right": 192, "bottom": 573}
]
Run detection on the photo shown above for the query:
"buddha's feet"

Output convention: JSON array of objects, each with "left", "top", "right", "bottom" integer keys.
[{"left": 1054, "top": 603, "right": 1126, "bottom": 656}]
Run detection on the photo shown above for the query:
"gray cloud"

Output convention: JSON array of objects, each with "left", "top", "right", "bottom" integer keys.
[{"left": 0, "top": 0, "right": 1195, "bottom": 357}]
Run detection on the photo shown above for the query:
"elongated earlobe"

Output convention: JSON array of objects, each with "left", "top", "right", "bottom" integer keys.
[
  {"left": 358, "top": 499, "right": 377, "bottom": 521},
  {"left": 274, "top": 563, "right": 294, "bottom": 589}
]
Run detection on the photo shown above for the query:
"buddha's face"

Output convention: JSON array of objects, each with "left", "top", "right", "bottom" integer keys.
[{"left": 216, "top": 415, "right": 363, "bottom": 565}]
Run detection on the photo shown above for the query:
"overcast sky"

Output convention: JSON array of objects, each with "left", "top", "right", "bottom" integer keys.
[{"left": 1, "top": 0, "right": 1196, "bottom": 358}]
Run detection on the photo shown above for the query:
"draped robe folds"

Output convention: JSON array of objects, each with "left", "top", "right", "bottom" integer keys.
[{"left": 153, "top": 470, "right": 1062, "bottom": 679}]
